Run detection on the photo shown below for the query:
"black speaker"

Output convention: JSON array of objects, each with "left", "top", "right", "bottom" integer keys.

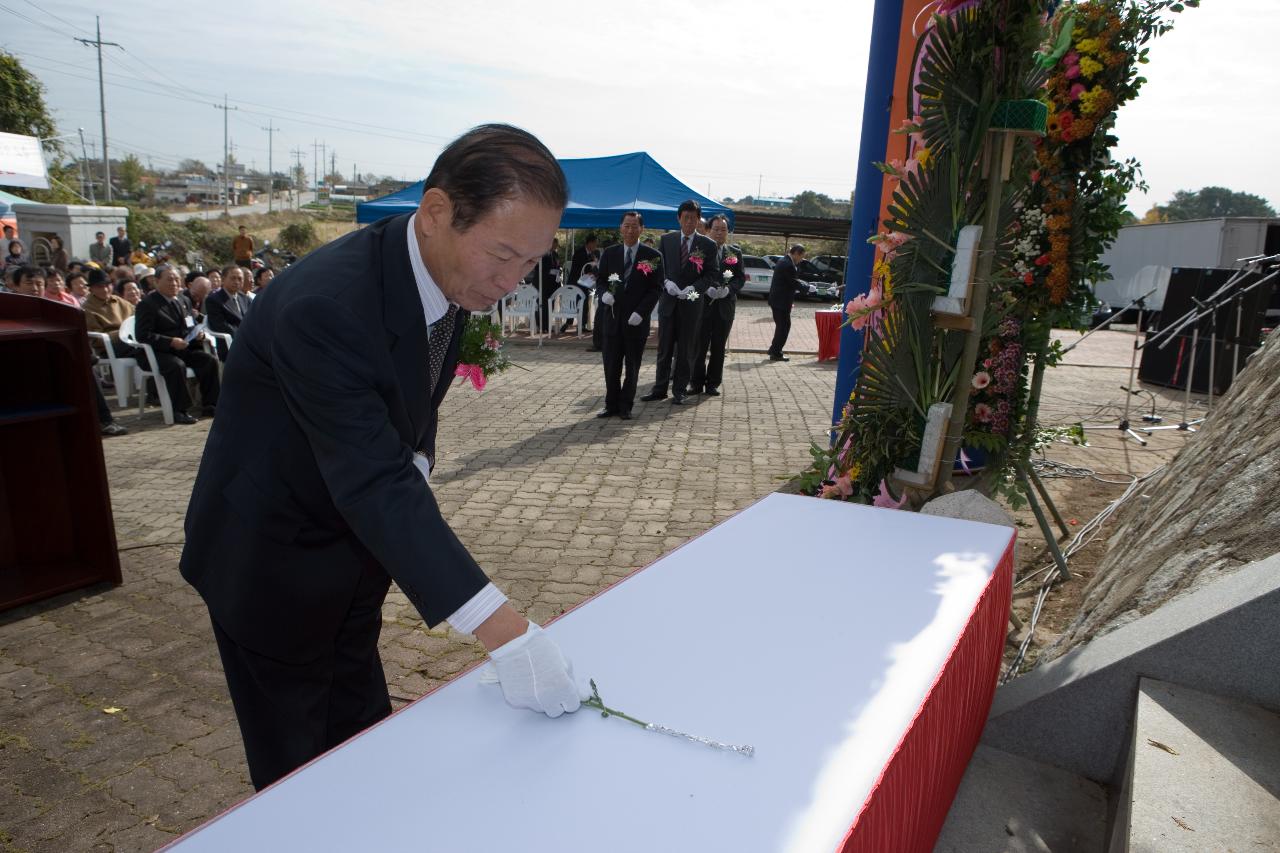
[{"left": 1139, "top": 266, "right": 1274, "bottom": 395}]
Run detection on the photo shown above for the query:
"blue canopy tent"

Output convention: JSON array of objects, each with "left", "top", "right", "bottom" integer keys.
[{"left": 357, "top": 152, "right": 732, "bottom": 230}]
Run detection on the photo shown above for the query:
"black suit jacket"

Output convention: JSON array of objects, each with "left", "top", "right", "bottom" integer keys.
[
  {"left": 135, "top": 290, "right": 196, "bottom": 353},
  {"left": 594, "top": 242, "right": 662, "bottom": 338},
  {"left": 206, "top": 287, "right": 250, "bottom": 335},
  {"left": 769, "top": 256, "right": 805, "bottom": 309},
  {"left": 657, "top": 231, "right": 719, "bottom": 317},
  {"left": 180, "top": 213, "right": 483, "bottom": 663},
  {"left": 705, "top": 243, "right": 746, "bottom": 323}
]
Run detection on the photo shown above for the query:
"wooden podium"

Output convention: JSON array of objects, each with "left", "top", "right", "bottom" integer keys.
[{"left": 0, "top": 293, "right": 121, "bottom": 610}]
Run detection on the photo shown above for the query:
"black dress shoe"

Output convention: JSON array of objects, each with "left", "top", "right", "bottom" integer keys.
[
  {"left": 173, "top": 412, "right": 198, "bottom": 425},
  {"left": 585, "top": 346, "right": 601, "bottom": 352},
  {"left": 704, "top": 388, "right": 721, "bottom": 396},
  {"left": 596, "top": 409, "right": 618, "bottom": 418},
  {"left": 619, "top": 411, "right": 633, "bottom": 420},
  {"left": 639, "top": 391, "right": 666, "bottom": 402},
  {"left": 100, "top": 421, "right": 129, "bottom": 437},
  {"left": 201, "top": 405, "right": 217, "bottom": 417},
  {"left": 671, "top": 395, "right": 686, "bottom": 405},
  {"left": 769, "top": 354, "right": 790, "bottom": 362}
]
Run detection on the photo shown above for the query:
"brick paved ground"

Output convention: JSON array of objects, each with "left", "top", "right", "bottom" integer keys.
[{"left": 0, "top": 320, "right": 1201, "bottom": 852}]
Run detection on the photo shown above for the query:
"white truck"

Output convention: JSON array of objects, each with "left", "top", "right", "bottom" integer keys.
[{"left": 1092, "top": 217, "right": 1280, "bottom": 319}]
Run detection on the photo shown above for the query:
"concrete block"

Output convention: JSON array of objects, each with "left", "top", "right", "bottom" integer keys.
[
  {"left": 982, "top": 552, "right": 1280, "bottom": 784},
  {"left": 934, "top": 744, "right": 1107, "bottom": 853},
  {"left": 1111, "top": 679, "right": 1280, "bottom": 853}
]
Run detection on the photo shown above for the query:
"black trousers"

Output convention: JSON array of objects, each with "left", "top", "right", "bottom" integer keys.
[
  {"left": 211, "top": 562, "right": 393, "bottom": 791},
  {"left": 651, "top": 301, "right": 703, "bottom": 396},
  {"left": 769, "top": 301, "right": 793, "bottom": 357},
  {"left": 602, "top": 330, "right": 646, "bottom": 414},
  {"left": 154, "top": 348, "right": 220, "bottom": 413},
  {"left": 692, "top": 302, "right": 736, "bottom": 392}
]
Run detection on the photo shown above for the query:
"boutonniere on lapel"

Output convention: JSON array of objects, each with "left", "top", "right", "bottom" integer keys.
[
  {"left": 452, "top": 315, "right": 515, "bottom": 391},
  {"left": 635, "top": 257, "right": 658, "bottom": 276},
  {"left": 685, "top": 248, "right": 706, "bottom": 273},
  {"left": 722, "top": 252, "right": 739, "bottom": 268}
]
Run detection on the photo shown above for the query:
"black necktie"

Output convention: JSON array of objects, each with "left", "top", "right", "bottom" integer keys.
[
  {"left": 427, "top": 304, "right": 459, "bottom": 395},
  {"left": 624, "top": 246, "right": 634, "bottom": 280}
]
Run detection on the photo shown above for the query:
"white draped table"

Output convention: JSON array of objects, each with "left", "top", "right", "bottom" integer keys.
[{"left": 166, "top": 493, "right": 1014, "bottom": 853}]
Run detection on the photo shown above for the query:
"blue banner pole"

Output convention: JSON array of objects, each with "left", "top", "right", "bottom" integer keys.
[{"left": 831, "top": 0, "right": 906, "bottom": 429}]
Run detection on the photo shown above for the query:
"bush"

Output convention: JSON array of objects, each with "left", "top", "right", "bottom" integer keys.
[{"left": 277, "top": 220, "right": 318, "bottom": 254}]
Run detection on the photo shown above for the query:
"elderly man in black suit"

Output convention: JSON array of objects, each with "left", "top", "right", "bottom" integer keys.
[
  {"left": 133, "top": 264, "right": 221, "bottom": 424},
  {"left": 767, "top": 244, "right": 807, "bottom": 361},
  {"left": 595, "top": 211, "right": 662, "bottom": 419},
  {"left": 641, "top": 199, "right": 720, "bottom": 404},
  {"left": 691, "top": 214, "right": 745, "bottom": 396},
  {"left": 180, "top": 125, "right": 583, "bottom": 791}
]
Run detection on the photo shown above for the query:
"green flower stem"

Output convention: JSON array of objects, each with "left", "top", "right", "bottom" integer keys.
[
  {"left": 582, "top": 696, "right": 649, "bottom": 729},
  {"left": 585, "top": 679, "right": 649, "bottom": 728}
]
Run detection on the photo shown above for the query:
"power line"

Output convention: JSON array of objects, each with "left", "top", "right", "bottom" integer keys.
[{"left": 18, "top": 0, "right": 88, "bottom": 35}]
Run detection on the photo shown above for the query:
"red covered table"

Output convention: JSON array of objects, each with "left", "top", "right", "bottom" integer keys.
[
  {"left": 816, "top": 309, "right": 844, "bottom": 361},
  {"left": 167, "top": 494, "right": 1014, "bottom": 853}
]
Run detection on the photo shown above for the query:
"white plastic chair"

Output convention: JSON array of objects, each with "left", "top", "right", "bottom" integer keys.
[
  {"left": 547, "top": 285, "right": 586, "bottom": 338},
  {"left": 118, "top": 315, "right": 196, "bottom": 426},
  {"left": 475, "top": 302, "right": 501, "bottom": 324},
  {"left": 502, "top": 283, "right": 541, "bottom": 344},
  {"left": 87, "top": 331, "right": 138, "bottom": 407},
  {"left": 206, "top": 329, "right": 233, "bottom": 377}
]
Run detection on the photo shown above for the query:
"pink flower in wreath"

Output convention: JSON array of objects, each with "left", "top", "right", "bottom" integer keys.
[
  {"left": 973, "top": 402, "right": 993, "bottom": 423},
  {"left": 972, "top": 370, "right": 992, "bottom": 390},
  {"left": 1065, "top": 63, "right": 1081, "bottom": 80},
  {"left": 845, "top": 290, "right": 883, "bottom": 332},
  {"left": 872, "top": 479, "right": 907, "bottom": 510},
  {"left": 1070, "top": 83, "right": 1087, "bottom": 101}
]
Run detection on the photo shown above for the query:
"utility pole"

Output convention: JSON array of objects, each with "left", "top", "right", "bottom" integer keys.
[
  {"left": 311, "top": 139, "right": 321, "bottom": 199},
  {"left": 320, "top": 141, "right": 327, "bottom": 200},
  {"left": 74, "top": 17, "right": 120, "bottom": 203},
  {"left": 330, "top": 150, "right": 337, "bottom": 184},
  {"left": 262, "top": 120, "right": 276, "bottom": 212},
  {"left": 77, "top": 127, "right": 94, "bottom": 204},
  {"left": 290, "top": 146, "right": 305, "bottom": 210},
  {"left": 214, "top": 95, "right": 238, "bottom": 215}
]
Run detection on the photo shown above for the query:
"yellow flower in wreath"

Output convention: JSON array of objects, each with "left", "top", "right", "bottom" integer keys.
[{"left": 1079, "top": 56, "right": 1103, "bottom": 78}]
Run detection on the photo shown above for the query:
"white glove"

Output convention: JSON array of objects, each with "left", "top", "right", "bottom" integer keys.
[
  {"left": 679, "top": 285, "right": 696, "bottom": 298},
  {"left": 488, "top": 623, "right": 584, "bottom": 718},
  {"left": 600, "top": 291, "right": 615, "bottom": 306},
  {"left": 664, "top": 279, "right": 680, "bottom": 296},
  {"left": 710, "top": 287, "right": 725, "bottom": 299},
  {"left": 628, "top": 311, "right": 643, "bottom": 326}
]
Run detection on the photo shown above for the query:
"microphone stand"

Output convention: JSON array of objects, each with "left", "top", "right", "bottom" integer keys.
[{"left": 1076, "top": 289, "right": 1158, "bottom": 445}]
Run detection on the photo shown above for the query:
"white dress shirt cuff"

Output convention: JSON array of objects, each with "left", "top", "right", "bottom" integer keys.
[
  {"left": 412, "top": 452, "right": 431, "bottom": 484},
  {"left": 446, "top": 583, "right": 508, "bottom": 635}
]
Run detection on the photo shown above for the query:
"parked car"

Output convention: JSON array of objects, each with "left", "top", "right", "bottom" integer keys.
[
  {"left": 763, "top": 254, "right": 785, "bottom": 267},
  {"left": 740, "top": 255, "right": 775, "bottom": 298}
]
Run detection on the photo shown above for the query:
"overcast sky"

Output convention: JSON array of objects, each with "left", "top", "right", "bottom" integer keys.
[{"left": 4, "top": 0, "right": 1277, "bottom": 214}]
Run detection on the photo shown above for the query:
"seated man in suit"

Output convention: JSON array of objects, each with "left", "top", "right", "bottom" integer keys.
[
  {"left": 206, "top": 264, "right": 251, "bottom": 337},
  {"left": 182, "top": 271, "right": 211, "bottom": 323},
  {"left": 133, "top": 264, "right": 221, "bottom": 424},
  {"left": 595, "top": 211, "right": 661, "bottom": 419}
]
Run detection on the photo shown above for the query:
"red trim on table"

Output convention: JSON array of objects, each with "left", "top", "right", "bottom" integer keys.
[{"left": 837, "top": 532, "right": 1016, "bottom": 853}]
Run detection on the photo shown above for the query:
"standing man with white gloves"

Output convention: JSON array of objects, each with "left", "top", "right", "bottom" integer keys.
[
  {"left": 595, "top": 211, "right": 663, "bottom": 419},
  {"left": 181, "top": 124, "right": 583, "bottom": 791},
  {"left": 642, "top": 200, "right": 720, "bottom": 405}
]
